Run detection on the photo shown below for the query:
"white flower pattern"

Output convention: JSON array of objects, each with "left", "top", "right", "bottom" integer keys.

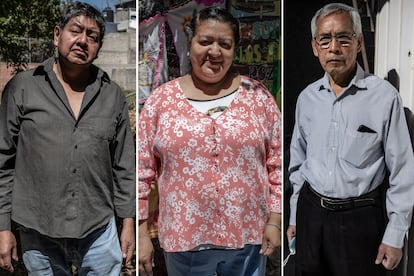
[{"left": 138, "top": 76, "right": 282, "bottom": 252}]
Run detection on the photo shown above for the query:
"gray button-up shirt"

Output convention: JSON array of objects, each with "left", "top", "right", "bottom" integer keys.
[
  {"left": 289, "top": 64, "right": 414, "bottom": 248},
  {"left": 0, "top": 57, "right": 135, "bottom": 238}
]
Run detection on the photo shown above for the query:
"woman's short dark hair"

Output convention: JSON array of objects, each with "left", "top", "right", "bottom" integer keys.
[
  {"left": 58, "top": 1, "right": 106, "bottom": 45},
  {"left": 189, "top": 7, "right": 240, "bottom": 45}
]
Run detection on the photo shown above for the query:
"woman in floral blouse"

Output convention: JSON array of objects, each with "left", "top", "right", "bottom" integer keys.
[{"left": 138, "top": 7, "right": 282, "bottom": 276}]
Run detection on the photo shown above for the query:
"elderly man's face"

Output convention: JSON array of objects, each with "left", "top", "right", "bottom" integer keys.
[
  {"left": 311, "top": 11, "right": 362, "bottom": 81},
  {"left": 54, "top": 15, "right": 101, "bottom": 67}
]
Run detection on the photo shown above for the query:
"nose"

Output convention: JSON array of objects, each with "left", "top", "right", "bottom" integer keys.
[
  {"left": 328, "top": 38, "right": 341, "bottom": 52},
  {"left": 208, "top": 43, "right": 221, "bottom": 56},
  {"left": 76, "top": 32, "right": 88, "bottom": 45}
]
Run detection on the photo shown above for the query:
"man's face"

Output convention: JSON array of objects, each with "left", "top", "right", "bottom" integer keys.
[
  {"left": 311, "top": 11, "right": 362, "bottom": 80},
  {"left": 53, "top": 15, "right": 101, "bottom": 66}
]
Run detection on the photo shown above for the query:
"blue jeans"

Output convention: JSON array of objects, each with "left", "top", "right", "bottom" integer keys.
[
  {"left": 20, "top": 217, "right": 122, "bottom": 276},
  {"left": 164, "top": 245, "right": 266, "bottom": 276}
]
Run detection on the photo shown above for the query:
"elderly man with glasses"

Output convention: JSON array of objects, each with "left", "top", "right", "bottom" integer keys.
[{"left": 287, "top": 3, "right": 414, "bottom": 276}]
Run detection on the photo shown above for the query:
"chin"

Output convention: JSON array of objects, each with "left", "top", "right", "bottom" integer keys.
[
  {"left": 325, "top": 65, "right": 343, "bottom": 74},
  {"left": 208, "top": 74, "right": 228, "bottom": 82},
  {"left": 70, "top": 58, "right": 91, "bottom": 65}
]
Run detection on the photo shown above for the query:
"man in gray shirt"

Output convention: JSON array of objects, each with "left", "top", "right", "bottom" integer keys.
[
  {"left": 0, "top": 2, "right": 135, "bottom": 274},
  {"left": 287, "top": 3, "right": 414, "bottom": 276}
]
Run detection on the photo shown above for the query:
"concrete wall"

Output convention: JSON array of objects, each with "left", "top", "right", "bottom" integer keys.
[
  {"left": 0, "top": 30, "right": 136, "bottom": 98},
  {"left": 94, "top": 30, "right": 136, "bottom": 92}
]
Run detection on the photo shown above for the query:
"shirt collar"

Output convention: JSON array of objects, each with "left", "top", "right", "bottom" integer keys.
[
  {"left": 41, "top": 56, "right": 110, "bottom": 85},
  {"left": 318, "top": 63, "right": 369, "bottom": 93}
]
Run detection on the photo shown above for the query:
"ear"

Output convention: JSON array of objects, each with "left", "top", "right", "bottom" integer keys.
[
  {"left": 53, "top": 26, "right": 61, "bottom": 47},
  {"left": 311, "top": 39, "right": 319, "bottom": 57},
  {"left": 356, "top": 34, "right": 363, "bottom": 53}
]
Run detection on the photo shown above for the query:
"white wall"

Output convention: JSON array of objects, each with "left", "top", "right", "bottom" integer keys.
[{"left": 375, "top": 0, "right": 414, "bottom": 110}]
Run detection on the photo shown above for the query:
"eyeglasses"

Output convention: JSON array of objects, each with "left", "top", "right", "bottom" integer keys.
[{"left": 314, "top": 33, "right": 357, "bottom": 49}]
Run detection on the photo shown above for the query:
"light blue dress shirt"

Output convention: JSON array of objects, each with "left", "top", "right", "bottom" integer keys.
[{"left": 289, "top": 64, "right": 414, "bottom": 248}]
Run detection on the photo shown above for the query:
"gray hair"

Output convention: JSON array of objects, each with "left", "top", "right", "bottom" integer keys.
[{"left": 311, "top": 3, "right": 362, "bottom": 38}]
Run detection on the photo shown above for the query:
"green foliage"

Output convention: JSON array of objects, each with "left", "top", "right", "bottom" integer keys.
[{"left": 0, "top": 0, "right": 62, "bottom": 72}]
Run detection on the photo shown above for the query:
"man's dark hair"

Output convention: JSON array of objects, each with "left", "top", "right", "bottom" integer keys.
[
  {"left": 58, "top": 1, "right": 106, "bottom": 45},
  {"left": 189, "top": 7, "right": 240, "bottom": 46}
]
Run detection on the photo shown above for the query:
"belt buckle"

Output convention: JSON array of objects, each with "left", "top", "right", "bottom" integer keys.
[
  {"left": 320, "top": 198, "right": 331, "bottom": 210},
  {"left": 320, "top": 197, "right": 341, "bottom": 211}
]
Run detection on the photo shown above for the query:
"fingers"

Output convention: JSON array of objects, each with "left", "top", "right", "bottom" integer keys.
[
  {"left": 259, "top": 243, "right": 275, "bottom": 256},
  {"left": 120, "top": 221, "right": 135, "bottom": 267},
  {"left": 381, "top": 258, "right": 399, "bottom": 270},
  {"left": 138, "top": 259, "right": 154, "bottom": 276},
  {"left": 138, "top": 235, "right": 154, "bottom": 276},
  {"left": 0, "top": 254, "right": 14, "bottom": 272},
  {"left": 378, "top": 252, "right": 401, "bottom": 270},
  {"left": 122, "top": 242, "right": 134, "bottom": 266},
  {"left": 286, "top": 225, "right": 296, "bottom": 243},
  {"left": 0, "top": 231, "right": 17, "bottom": 272},
  {"left": 375, "top": 243, "right": 402, "bottom": 270},
  {"left": 125, "top": 245, "right": 134, "bottom": 265},
  {"left": 286, "top": 233, "right": 294, "bottom": 243},
  {"left": 375, "top": 248, "right": 385, "bottom": 266},
  {"left": 11, "top": 246, "right": 18, "bottom": 262}
]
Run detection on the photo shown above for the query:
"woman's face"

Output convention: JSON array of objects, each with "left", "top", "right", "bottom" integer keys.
[{"left": 189, "top": 19, "right": 236, "bottom": 84}]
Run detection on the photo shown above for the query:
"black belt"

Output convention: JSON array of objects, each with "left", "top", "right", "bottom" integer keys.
[{"left": 305, "top": 181, "right": 381, "bottom": 211}]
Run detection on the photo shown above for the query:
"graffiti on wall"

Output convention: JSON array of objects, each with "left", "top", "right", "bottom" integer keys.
[{"left": 230, "top": 0, "right": 281, "bottom": 106}]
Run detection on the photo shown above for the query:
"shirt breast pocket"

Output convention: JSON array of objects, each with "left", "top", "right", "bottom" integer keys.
[
  {"left": 80, "top": 118, "right": 117, "bottom": 142},
  {"left": 340, "top": 127, "right": 382, "bottom": 168}
]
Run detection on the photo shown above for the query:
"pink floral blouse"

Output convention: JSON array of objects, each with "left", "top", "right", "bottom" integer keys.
[{"left": 138, "top": 76, "right": 282, "bottom": 252}]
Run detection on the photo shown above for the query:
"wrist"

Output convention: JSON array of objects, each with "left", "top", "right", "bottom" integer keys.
[
  {"left": 122, "top": 218, "right": 134, "bottom": 230},
  {"left": 266, "top": 223, "right": 281, "bottom": 231}
]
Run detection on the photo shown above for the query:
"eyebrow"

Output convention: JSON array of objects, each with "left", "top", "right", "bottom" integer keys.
[
  {"left": 69, "top": 21, "right": 100, "bottom": 34},
  {"left": 198, "top": 35, "right": 233, "bottom": 42},
  {"left": 317, "top": 31, "right": 354, "bottom": 36}
]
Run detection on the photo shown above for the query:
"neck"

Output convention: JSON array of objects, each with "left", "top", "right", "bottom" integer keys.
[
  {"left": 191, "top": 72, "right": 233, "bottom": 96},
  {"left": 328, "top": 67, "right": 356, "bottom": 97},
  {"left": 54, "top": 59, "right": 91, "bottom": 92}
]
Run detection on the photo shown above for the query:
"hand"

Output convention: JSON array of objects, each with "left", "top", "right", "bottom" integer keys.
[
  {"left": 120, "top": 218, "right": 135, "bottom": 266},
  {"left": 261, "top": 225, "right": 281, "bottom": 256},
  {"left": 375, "top": 243, "right": 402, "bottom": 270},
  {"left": 138, "top": 220, "right": 154, "bottom": 276},
  {"left": 0, "top": 230, "right": 18, "bottom": 272},
  {"left": 286, "top": 225, "right": 296, "bottom": 243},
  {"left": 260, "top": 213, "right": 281, "bottom": 256}
]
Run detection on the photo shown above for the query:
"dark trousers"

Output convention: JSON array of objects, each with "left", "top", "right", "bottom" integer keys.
[
  {"left": 295, "top": 184, "right": 387, "bottom": 276},
  {"left": 164, "top": 245, "right": 266, "bottom": 276}
]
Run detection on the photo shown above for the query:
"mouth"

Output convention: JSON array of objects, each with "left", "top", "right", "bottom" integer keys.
[
  {"left": 206, "top": 59, "right": 223, "bottom": 70},
  {"left": 72, "top": 48, "right": 88, "bottom": 60},
  {"left": 326, "top": 58, "right": 343, "bottom": 64}
]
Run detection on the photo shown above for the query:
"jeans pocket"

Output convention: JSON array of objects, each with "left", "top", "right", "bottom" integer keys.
[{"left": 23, "top": 250, "right": 54, "bottom": 276}]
